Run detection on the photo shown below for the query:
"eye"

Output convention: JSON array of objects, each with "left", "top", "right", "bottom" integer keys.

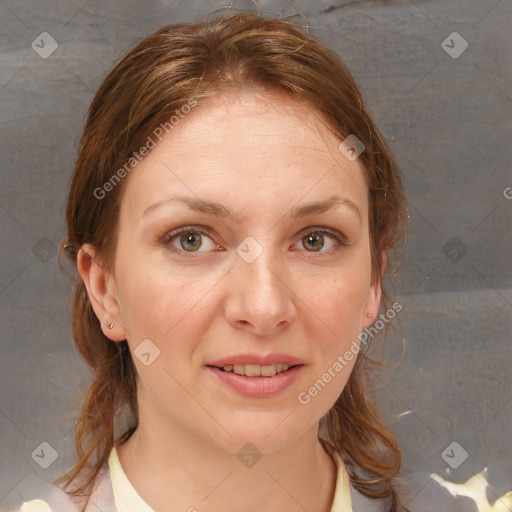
[
  {"left": 161, "top": 226, "right": 347, "bottom": 256},
  {"left": 163, "top": 226, "right": 219, "bottom": 254},
  {"left": 295, "top": 228, "right": 347, "bottom": 253}
]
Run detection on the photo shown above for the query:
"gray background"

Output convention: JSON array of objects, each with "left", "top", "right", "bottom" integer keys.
[{"left": 0, "top": 0, "right": 511, "bottom": 510}]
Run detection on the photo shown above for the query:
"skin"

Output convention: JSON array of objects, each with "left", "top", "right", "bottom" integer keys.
[{"left": 78, "top": 89, "right": 383, "bottom": 512}]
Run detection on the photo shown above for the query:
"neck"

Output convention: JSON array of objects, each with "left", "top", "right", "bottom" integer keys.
[{"left": 116, "top": 404, "right": 338, "bottom": 512}]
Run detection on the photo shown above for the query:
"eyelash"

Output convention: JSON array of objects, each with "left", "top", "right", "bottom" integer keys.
[{"left": 161, "top": 225, "right": 348, "bottom": 257}]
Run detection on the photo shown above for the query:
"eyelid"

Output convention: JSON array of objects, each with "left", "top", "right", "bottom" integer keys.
[
  {"left": 161, "top": 225, "right": 220, "bottom": 255},
  {"left": 162, "top": 225, "right": 216, "bottom": 243},
  {"left": 296, "top": 226, "right": 349, "bottom": 246},
  {"left": 160, "top": 224, "right": 349, "bottom": 255}
]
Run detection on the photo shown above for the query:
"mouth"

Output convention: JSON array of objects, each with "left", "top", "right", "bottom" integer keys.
[
  {"left": 207, "top": 363, "right": 302, "bottom": 377},
  {"left": 206, "top": 361, "right": 305, "bottom": 397}
]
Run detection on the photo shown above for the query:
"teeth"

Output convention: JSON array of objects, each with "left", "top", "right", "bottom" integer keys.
[{"left": 222, "top": 363, "right": 291, "bottom": 376}]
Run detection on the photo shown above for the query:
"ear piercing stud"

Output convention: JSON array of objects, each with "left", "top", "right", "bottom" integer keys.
[
  {"left": 107, "top": 321, "right": 115, "bottom": 329},
  {"left": 366, "top": 313, "right": 372, "bottom": 317}
]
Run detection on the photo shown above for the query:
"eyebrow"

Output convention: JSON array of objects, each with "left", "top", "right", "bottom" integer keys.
[{"left": 143, "top": 194, "right": 361, "bottom": 223}]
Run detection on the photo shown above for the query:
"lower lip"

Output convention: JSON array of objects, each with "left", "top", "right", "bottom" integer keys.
[{"left": 207, "top": 365, "right": 304, "bottom": 398}]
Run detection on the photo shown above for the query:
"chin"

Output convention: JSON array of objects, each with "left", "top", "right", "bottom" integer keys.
[{"left": 203, "top": 412, "right": 314, "bottom": 456}]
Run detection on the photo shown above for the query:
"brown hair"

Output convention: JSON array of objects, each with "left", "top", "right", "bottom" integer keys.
[{"left": 57, "top": 11, "right": 409, "bottom": 511}]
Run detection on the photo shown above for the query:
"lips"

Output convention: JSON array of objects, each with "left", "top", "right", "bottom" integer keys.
[
  {"left": 207, "top": 363, "right": 304, "bottom": 397},
  {"left": 207, "top": 353, "right": 305, "bottom": 367}
]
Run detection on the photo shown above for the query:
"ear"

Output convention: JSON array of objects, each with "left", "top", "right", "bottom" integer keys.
[
  {"left": 77, "top": 244, "right": 127, "bottom": 342},
  {"left": 361, "top": 250, "right": 387, "bottom": 329}
]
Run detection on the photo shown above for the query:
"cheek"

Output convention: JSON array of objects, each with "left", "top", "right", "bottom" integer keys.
[
  {"left": 114, "top": 251, "right": 221, "bottom": 352},
  {"left": 113, "top": 250, "right": 170, "bottom": 333},
  {"left": 303, "top": 265, "right": 370, "bottom": 336},
  {"left": 295, "top": 274, "right": 368, "bottom": 415},
  {"left": 298, "top": 260, "right": 371, "bottom": 395}
]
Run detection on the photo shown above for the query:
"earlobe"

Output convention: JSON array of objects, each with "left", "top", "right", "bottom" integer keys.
[
  {"left": 76, "top": 244, "right": 126, "bottom": 342},
  {"left": 362, "top": 249, "right": 387, "bottom": 328},
  {"left": 362, "top": 281, "right": 381, "bottom": 329}
]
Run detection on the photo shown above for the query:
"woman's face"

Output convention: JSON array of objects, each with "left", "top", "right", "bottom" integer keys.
[{"left": 92, "top": 90, "right": 381, "bottom": 453}]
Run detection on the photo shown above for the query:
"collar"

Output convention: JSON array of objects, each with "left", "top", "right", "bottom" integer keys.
[{"left": 108, "top": 446, "right": 353, "bottom": 512}]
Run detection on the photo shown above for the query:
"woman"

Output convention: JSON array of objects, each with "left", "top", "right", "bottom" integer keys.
[{"left": 18, "top": 11, "right": 413, "bottom": 512}]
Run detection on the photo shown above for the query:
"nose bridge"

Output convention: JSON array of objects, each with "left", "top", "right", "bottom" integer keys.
[
  {"left": 226, "top": 235, "right": 294, "bottom": 334},
  {"left": 237, "top": 236, "right": 285, "bottom": 303}
]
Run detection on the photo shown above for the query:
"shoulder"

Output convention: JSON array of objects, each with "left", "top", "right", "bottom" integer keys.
[
  {"left": 12, "top": 463, "right": 115, "bottom": 512},
  {"left": 394, "top": 471, "right": 462, "bottom": 512},
  {"left": 349, "top": 485, "right": 391, "bottom": 512},
  {"left": 348, "top": 469, "right": 490, "bottom": 512},
  {"left": 8, "top": 478, "right": 79, "bottom": 512},
  {"left": 14, "top": 490, "right": 80, "bottom": 512}
]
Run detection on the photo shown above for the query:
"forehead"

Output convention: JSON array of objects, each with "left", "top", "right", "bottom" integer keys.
[
  {"left": 120, "top": 90, "right": 369, "bottom": 222},
  {"left": 168, "top": 90, "right": 354, "bottom": 167}
]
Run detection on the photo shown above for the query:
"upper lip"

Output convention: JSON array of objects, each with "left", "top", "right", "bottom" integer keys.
[{"left": 207, "top": 353, "right": 305, "bottom": 367}]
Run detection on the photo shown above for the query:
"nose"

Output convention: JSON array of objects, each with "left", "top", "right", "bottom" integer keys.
[{"left": 223, "top": 242, "right": 296, "bottom": 337}]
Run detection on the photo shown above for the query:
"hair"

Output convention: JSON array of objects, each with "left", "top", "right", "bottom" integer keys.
[{"left": 57, "top": 10, "right": 409, "bottom": 512}]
